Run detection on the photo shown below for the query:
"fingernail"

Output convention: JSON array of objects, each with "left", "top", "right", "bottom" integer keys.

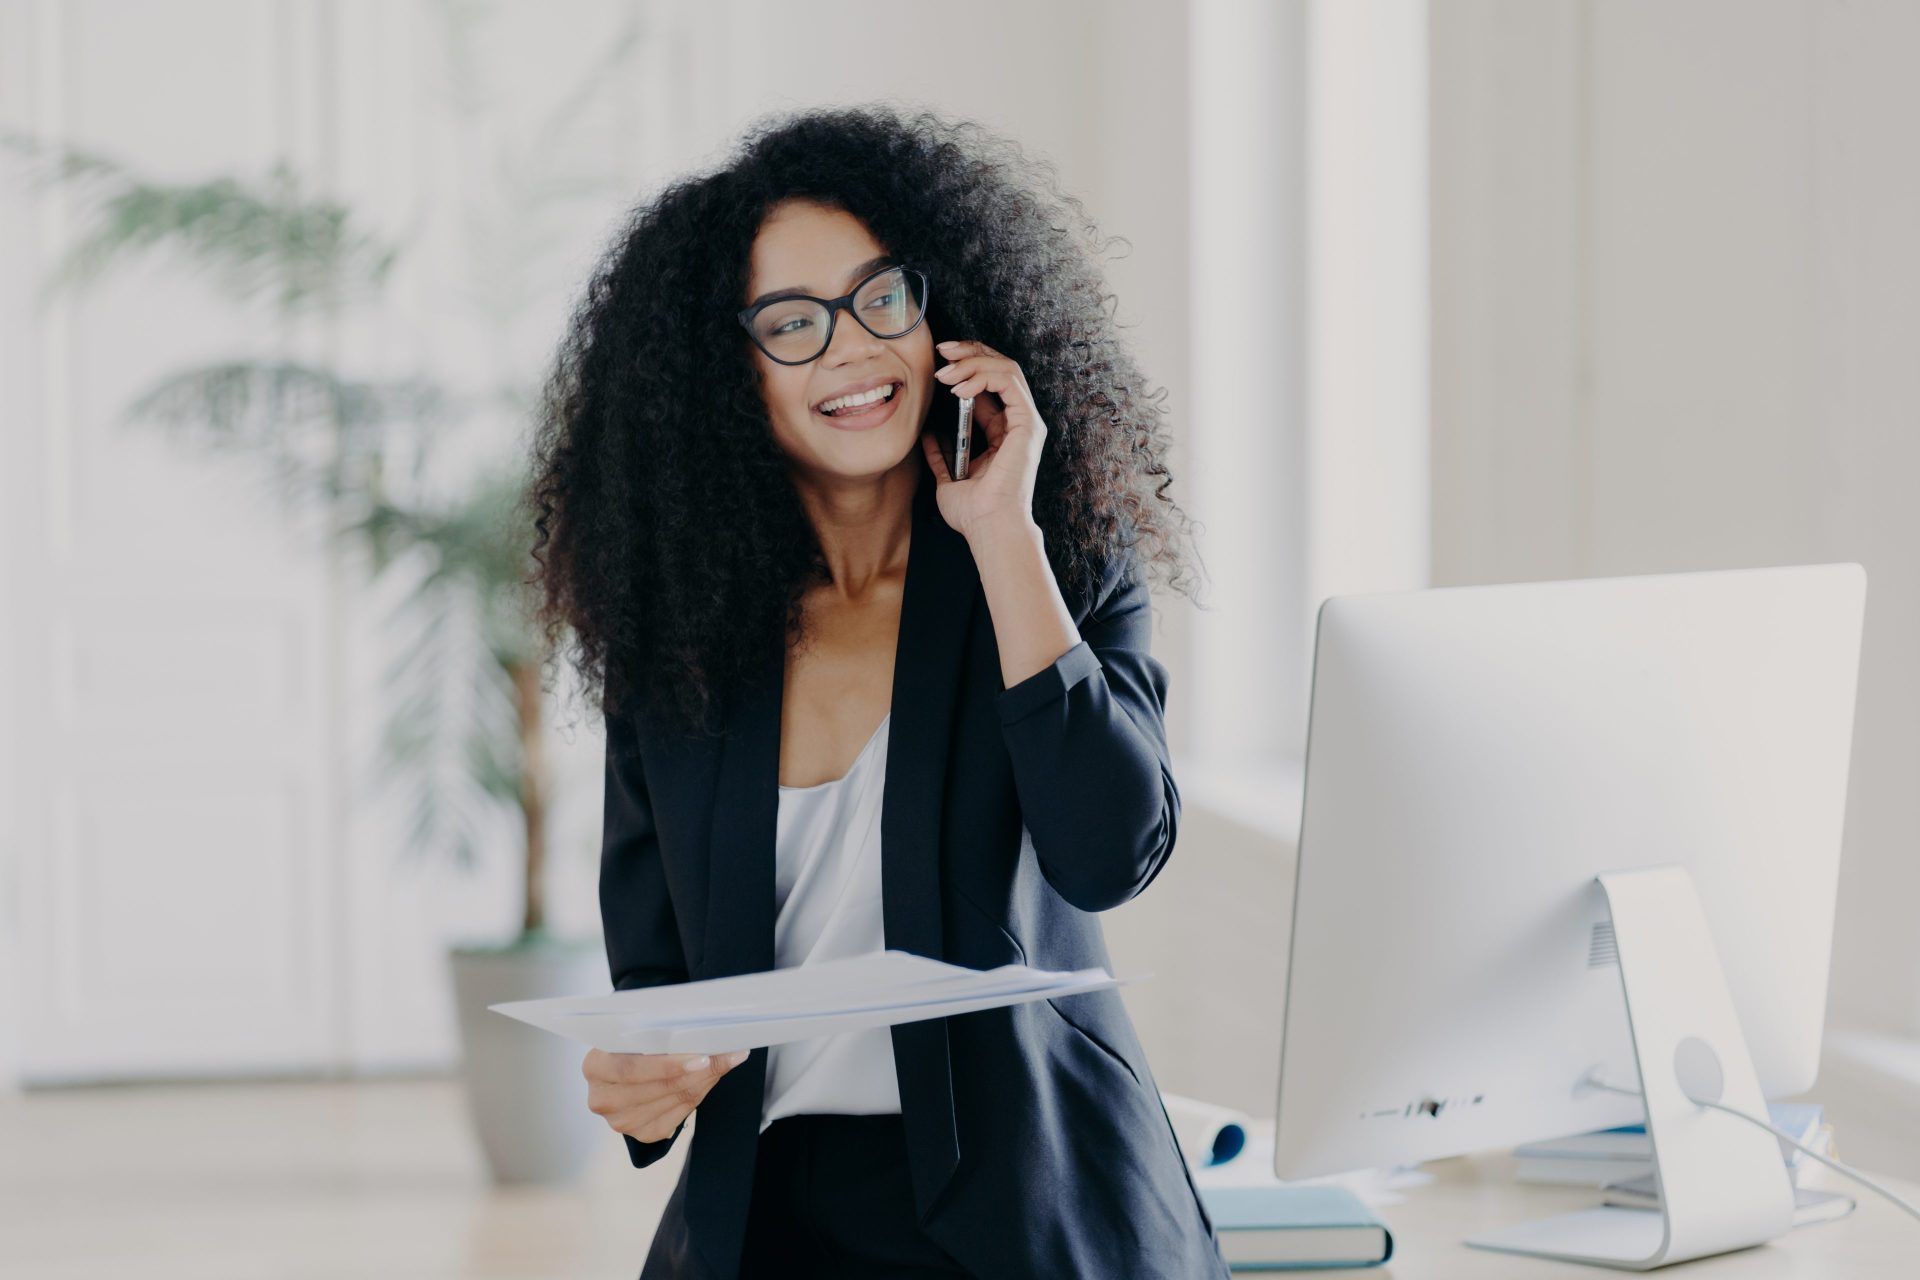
[
  {"left": 937, "top": 340, "right": 959, "bottom": 349},
  {"left": 724, "top": 1049, "right": 751, "bottom": 1067},
  {"left": 684, "top": 1056, "right": 711, "bottom": 1073}
]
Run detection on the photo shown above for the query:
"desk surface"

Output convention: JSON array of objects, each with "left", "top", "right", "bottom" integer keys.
[{"left": 1349, "top": 1150, "right": 1915, "bottom": 1277}]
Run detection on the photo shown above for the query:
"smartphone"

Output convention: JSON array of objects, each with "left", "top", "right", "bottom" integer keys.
[{"left": 953, "top": 395, "right": 975, "bottom": 480}]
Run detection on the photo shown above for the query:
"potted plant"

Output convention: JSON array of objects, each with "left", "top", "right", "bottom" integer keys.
[{"left": 1, "top": 4, "right": 650, "bottom": 1183}]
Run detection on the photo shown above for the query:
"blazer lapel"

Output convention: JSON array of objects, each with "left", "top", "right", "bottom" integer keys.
[
  {"left": 680, "top": 591, "right": 781, "bottom": 1269},
  {"left": 883, "top": 475, "right": 979, "bottom": 1223},
  {"left": 687, "top": 474, "right": 979, "bottom": 1253}
]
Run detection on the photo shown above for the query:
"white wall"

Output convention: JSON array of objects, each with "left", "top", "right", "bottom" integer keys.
[{"left": 1431, "top": 0, "right": 1920, "bottom": 1053}]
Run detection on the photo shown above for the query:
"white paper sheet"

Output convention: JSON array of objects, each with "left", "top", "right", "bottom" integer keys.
[{"left": 488, "top": 949, "right": 1144, "bottom": 1055}]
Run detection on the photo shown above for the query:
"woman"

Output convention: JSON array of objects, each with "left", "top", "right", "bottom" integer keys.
[{"left": 525, "top": 104, "right": 1221, "bottom": 1280}]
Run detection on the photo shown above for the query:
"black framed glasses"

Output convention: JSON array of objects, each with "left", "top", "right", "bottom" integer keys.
[{"left": 737, "top": 264, "right": 930, "bottom": 365}]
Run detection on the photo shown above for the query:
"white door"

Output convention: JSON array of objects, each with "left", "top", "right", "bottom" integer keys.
[{"left": 0, "top": 2, "right": 349, "bottom": 1081}]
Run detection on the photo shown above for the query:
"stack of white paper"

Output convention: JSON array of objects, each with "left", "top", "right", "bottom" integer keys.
[{"left": 489, "top": 949, "right": 1140, "bottom": 1055}]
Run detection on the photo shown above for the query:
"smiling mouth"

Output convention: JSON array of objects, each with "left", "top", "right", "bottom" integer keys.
[{"left": 815, "top": 380, "right": 904, "bottom": 418}]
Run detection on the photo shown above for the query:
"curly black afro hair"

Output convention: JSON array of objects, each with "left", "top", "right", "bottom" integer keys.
[{"left": 524, "top": 103, "right": 1200, "bottom": 740}]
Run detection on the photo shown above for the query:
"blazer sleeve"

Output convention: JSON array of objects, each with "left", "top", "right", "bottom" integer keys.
[
  {"left": 995, "top": 548, "right": 1180, "bottom": 913},
  {"left": 600, "top": 704, "right": 693, "bottom": 1171}
]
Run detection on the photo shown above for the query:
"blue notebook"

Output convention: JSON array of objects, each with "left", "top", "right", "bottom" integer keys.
[{"left": 1198, "top": 1184, "right": 1394, "bottom": 1270}]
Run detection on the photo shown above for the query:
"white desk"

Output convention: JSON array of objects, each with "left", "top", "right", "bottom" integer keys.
[{"left": 1334, "top": 1150, "right": 1915, "bottom": 1277}]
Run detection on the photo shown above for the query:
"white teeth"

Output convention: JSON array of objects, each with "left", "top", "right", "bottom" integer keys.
[{"left": 819, "top": 383, "right": 897, "bottom": 414}]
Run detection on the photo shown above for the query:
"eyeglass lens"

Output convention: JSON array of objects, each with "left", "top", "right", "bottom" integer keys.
[{"left": 750, "top": 267, "right": 925, "bottom": 363}]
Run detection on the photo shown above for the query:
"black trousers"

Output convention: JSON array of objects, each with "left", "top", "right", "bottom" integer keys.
[{"left": 737, "top": 1113, "right": 974, "bottom": 1279}]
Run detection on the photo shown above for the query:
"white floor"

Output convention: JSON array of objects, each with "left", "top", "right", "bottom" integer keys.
[
  {"left": 0, "top": 1076, "right": 681, "bottom": 1280},
  {"left": 6, "top": 1063, "right": 1912, "bottom": 1280}
]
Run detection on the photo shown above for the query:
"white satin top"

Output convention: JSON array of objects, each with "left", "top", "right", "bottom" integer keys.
[{"left": 759, "top": 709, "right": 904, "bottom": 1132}]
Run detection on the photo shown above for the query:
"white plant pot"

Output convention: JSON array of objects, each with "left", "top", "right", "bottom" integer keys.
[{"left": 448, "top": 936, "right": 609, "bottom": 1184}]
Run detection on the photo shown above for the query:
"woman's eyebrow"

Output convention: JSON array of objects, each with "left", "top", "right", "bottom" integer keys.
[{"left": 747, "top": 254, "right": 895, "bottom": 310}]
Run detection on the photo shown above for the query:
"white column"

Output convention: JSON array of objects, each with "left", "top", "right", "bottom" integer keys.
[
  {"left": 1187, "top": 0, "right": 1308, "bottom": 761},
  {"left": 1302, "top": 0, "right": 1432, "bottom": 618}
]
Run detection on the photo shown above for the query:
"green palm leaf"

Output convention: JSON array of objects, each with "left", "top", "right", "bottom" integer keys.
[
  {"left": 3, "top": 0, "right": 647, "bottom": 937},
  {"left": 2, "top": 132, "right": 399, "bottom": 313}
]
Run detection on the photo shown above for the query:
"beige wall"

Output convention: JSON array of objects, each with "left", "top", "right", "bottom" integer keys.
[{"left": 1431, "top": 0, "right": 1920, "bottom": 1046}]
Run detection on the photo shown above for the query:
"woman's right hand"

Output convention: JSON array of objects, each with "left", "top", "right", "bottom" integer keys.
[{"left": 583, "top": 1047, "right": 753, "bottom": 1143}]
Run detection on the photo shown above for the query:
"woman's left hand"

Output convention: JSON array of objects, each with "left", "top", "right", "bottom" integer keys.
[{"left": 920, "top": 339, "right": 1046, "bottom": 544}]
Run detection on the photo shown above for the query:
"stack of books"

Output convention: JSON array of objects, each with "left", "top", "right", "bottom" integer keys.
[
  {"left": 1195, "top": 1183, "right": 1394, "bottom": 1270},
  {"left": 1181, "top": 1112, "right": 1396, "bottom": 1271},
  {"left": 1512, "top": 1101, "right": 1833, "bottom": 1188}
]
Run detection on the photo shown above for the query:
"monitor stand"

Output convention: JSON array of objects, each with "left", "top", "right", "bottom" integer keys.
[{"left": 1464, "top": 864, "right": 1797, "bottom": 1270}]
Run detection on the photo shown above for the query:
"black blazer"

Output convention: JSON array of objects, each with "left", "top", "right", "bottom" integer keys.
[{"left": 600, "top": 475, "right": 1229, "bottom": 1279}]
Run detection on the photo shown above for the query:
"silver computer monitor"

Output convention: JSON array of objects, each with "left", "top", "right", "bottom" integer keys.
[{"left": 1271, "top": 563, "right": 1866, "bottom": 1264}]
